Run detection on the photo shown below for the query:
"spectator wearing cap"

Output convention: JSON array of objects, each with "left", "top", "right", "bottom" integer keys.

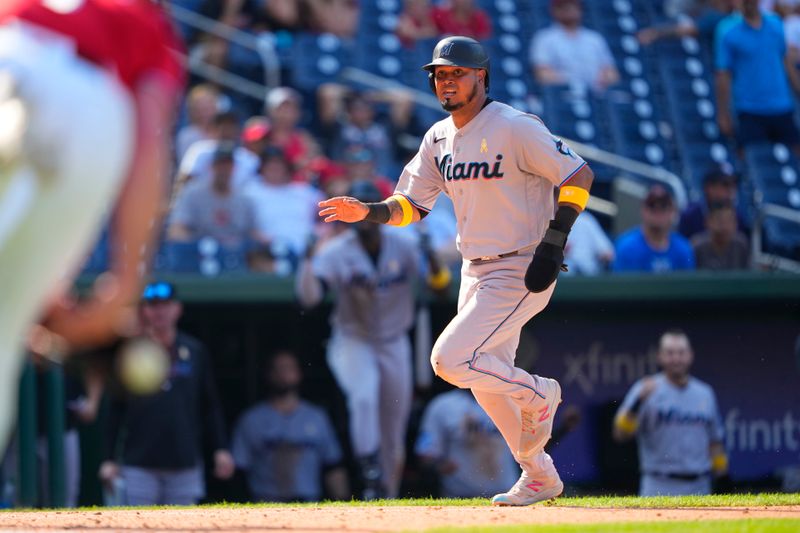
[
  {"left": 342, "top": 145, "right": 395, "bottom": 199},
  {"left": 244, "top": 146, "right": 324, "bottom": 260},
  {"left": 679, "top": 164, "right": 749, "bottom": 240},
  {"left": 176, "top": 110, "right": 259, "bottom": 194},
  {"left": 168, "top": 143, "right": 267, "bottom": 248},
  {"left": 241, "top": 116, "right": 272, "bottom": 157},
  {"left": 530, "top": 0, "right": 619, "bottom": 92},
  {"left": 263, "top": 87, "right": 321, "bottom": 180},
  {"left": 431, "top": 0, "right": 492, "bottom": 40},
  {"left": 613, "top": 185, "right": 696, "bottom": 273},
  {"left": 319, "top": 91, "right": 397, "bottom": 178},
  {"left": 716, "top": 0, "right": 800, "bottom": 150},
  {"left": 98, "top": 282, "right": 235, "bottom": 506},
  {"left": 691, "top": 203, "right": 752, "bottom": 270}
]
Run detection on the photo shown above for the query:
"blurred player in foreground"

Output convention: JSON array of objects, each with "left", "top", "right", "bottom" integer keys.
[
  {"left": 318, "top": 36, "right": 594, "bottom": 506},
  {"left": 0, "top": 0, "right": 183, "bottom": 452}
]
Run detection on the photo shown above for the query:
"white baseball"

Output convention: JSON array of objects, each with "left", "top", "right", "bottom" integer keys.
[{"left": 118, "top": 338, "right": 169, "bottom": 395}]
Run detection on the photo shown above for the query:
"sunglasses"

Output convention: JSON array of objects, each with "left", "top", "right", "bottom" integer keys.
[{"left": 142, "top": 282, "right": 175, "bottom": 301}]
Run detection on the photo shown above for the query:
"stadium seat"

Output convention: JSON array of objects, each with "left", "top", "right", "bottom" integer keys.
[{"left": 743, "top": 143, "right": 800, "bottom": 259}]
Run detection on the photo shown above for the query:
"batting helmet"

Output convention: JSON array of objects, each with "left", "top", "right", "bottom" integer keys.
[
  {"left": 422, "top": 36, "right": 490, "bottom": 93},
  {"left": 347, "top": 180, "right": 383, "bottom": 204}
]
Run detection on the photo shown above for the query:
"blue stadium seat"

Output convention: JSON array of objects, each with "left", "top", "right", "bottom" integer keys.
[
  {"left": 743, "top": 143, "right": 800, "bottom": 258},
  {"left": 158, "top": 240, "right": 250, "bottom": 276}
]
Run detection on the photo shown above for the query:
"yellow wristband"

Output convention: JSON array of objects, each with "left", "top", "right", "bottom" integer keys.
[
  {"left": 558, "top": 186, "right": 589, "bottom": 210},
  {"left": 427, "top": 267, "right": 452, "bottom": 290},
  {"left": 391, "top": 195, "right": 413, "bottom": 227},
  {"left": 614, "top": 413, "right": 638, "bottom": 434},
  {"left": 711, "top": 452, "right": 728, "bottom": 474}
]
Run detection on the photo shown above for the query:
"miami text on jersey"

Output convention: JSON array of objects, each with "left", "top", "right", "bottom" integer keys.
[{"left": 435, "top": 153, "right": 505, "bottom": 181}]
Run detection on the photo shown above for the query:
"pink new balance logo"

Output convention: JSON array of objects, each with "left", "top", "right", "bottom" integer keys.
[
  {"left": 538, "top": 404, "right": 551, "bottom": 422},
  {"left": 526, "top": 481, "right": 543, "bottom": 492}
]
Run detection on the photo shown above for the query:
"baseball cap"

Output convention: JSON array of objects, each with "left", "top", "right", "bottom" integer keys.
[
  {"left": 265, "top": 86, "right": 301, "bottom": 113},
  {"left": 142, "top": 281, "right": 177, "bottom": 302},
  {"left": 702, "top": 162, "right": 737, "bottom": 185},
  {"left": 212, "top": 142, "right": 236, "bottom": 163},
  {"left": 242, "top": 117, "right": 271, "bottom": 143},
  {"left": 643, "top": 184, "right": 674, "bottom": 209}
]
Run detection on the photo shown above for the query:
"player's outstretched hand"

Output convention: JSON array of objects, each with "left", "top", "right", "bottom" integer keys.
[
  {"left": 525, "top": 224, "right": 568, "bottom": 293},
  {"left": 318, "top": 196, "right": 369, "bottom": 223}
]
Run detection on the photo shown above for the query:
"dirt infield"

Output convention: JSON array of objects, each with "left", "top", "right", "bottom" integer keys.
[{"left": 0, "top": 505, "right": 799, "bottom": 532}]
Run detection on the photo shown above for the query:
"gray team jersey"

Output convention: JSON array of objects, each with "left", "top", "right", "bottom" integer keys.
[
  {"left": 395, "top": 101, "right": 586, "bottom": 260},
  {"left": 170, "top": 182, "right": 257, "bottom": 246},
  {"left": 415, "top": 389, "right": 519, "bottom": 497},
  {"left": 312, "top": 228, "right": 421, "bottom": 341},
  {"left": 618, "top": 373, "right": 724, "bottom": 475},
  {"left": 231, "top": 401, "right": 342, "bottom": 501}
]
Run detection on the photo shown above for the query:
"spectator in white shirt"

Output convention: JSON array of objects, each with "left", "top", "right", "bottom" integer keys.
[
  {"left": 530, "top": 0, "right": 620, "bottom": 92},
  {"left": 246, "top": 146, "right": 324, "bottom": 258},
  {"left": 563, "top": 210, "right": 615, "bottom": 275},
  {"left": 176, "top": 110, "right": 259, "bottom": 194}
]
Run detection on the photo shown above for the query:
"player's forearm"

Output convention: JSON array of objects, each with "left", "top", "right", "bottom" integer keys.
[
  {"left": 295, "top": 259, "right": 324, "bottom": 308},
  {"left": 365, "top": 195, "right": 423, "bottom": 226},
  {"left": 612, "top": 411, "right": 637, "bottom": 442},
  {"left": 108, "top": 75, "right": 174, "bottom": 305}
]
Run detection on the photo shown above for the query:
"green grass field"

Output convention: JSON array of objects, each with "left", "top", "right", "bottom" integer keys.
[{"left": 429, "top": 519, "right": 800, "bottom": 533}]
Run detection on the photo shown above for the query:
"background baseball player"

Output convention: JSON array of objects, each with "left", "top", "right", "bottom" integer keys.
[
  {"left": 318, "top": 36, "right": 595, "bottom": 506},
  {"left": 0, "top": 0, "right": 183, "bottom": 453},
  {"left": 613, "top": 329, "right": 728, "bottom": 496},
  {"left": 297, "top": 181, "right": 450, "bottom": 499}
]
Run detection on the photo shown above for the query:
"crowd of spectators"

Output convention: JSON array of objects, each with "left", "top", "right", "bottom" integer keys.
[{"left": 127, "top": 0, "right": 800, "bottom": 284}]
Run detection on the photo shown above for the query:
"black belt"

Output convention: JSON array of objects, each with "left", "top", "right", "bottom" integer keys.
[{"left": 645, "top": 471, "right": 710, "bottom": 481}]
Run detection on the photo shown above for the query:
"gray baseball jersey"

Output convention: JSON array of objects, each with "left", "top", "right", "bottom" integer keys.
[
  {"left": 395, "top": 100, "right": 586, "bottom": 260},
  {"left": 231, "top": 401, "right": 342, "bottom": 502},
  {"left": 415, "top": 389, "right": 520, "bottom": 498},
  {"left": 311, "top": 228, "right": 421, "bottom": 341},
  {"left": 618, "top": 373, "right": 724, "bottom": 476}
]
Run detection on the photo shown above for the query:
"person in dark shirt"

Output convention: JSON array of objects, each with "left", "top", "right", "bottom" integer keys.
[
  {"left": 679, "top": 163, "right": 748, "bottom": 240},
  {"left": 98, "top": 282, "right": 234, "bottom": 505},
  {"left": 691, "top": 202, "right": 751, "bottom": 270}
]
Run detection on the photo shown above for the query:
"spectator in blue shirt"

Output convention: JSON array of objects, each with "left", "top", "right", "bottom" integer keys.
[
  {"left": 715, "top": 0, "right": 800, "bottom": 149},
  {"left": 613, "top": 185, "right": 695, "bottom": 273}
]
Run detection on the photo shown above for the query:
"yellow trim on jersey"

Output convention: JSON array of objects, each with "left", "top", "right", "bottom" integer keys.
[
  {"left": 391, "top": 194, "right": 413, "bottom": 227},
  {"left": 558, "top": 186, "right": 590, "bottom": 210},
  {"left": 614, "top": 412, "right": 638, "bottom": 434},
  {"left": 427, "top": 267, "right": 452, "bottom": 290}
]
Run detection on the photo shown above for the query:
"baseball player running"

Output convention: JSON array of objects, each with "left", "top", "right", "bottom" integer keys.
[
  {"left": 319, "top": 36, "right": 595, "bottom": 505},
  {"left": 298, "top": 181, "right": 451, "bottom": 499},
  {"left": 0, "top": 0, "right": 183, "bottom": 452}
]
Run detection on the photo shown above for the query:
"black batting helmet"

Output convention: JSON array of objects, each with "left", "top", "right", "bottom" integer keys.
[{"left": 422, "top": 36, "right": 490, "bottom": 93}]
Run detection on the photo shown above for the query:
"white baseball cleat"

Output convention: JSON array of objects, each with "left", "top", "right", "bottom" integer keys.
[
  {"left": 491, "top": 469, "right": 564, "bottom": 506},
  {"left": 518, "top": 376, "right": 561, "bottom": 459}
]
